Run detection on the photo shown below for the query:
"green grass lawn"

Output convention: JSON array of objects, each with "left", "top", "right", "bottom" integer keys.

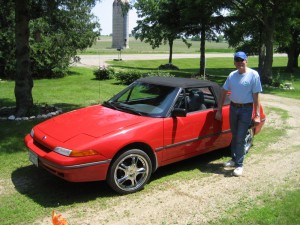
[
  {"left": 0, "top": 67, "right": 127, "bottom": 112},
  {"left": 80, "top": 36, "right": 233, "bottom": 55},
  {"left": 0, "top": 56, "right": 300, "bottom": 225}
]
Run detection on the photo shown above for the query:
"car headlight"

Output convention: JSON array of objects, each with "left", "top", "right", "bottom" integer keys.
[
  {"left": 30, "top": 129, "right": 34, "bottom": 137},
  {"left": 54, "top": 147, "right": 72, "bottom": 156},
  {"left": 54, "top": 147, "right": 99, "bottom": 157}
]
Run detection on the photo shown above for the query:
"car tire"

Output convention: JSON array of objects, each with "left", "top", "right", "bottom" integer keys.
[
  {"left": 244, "top": 128, "right": 254, "bottom": 154},
  {"left": 107, "top": 149, "right": 152, "bottom": 194}
]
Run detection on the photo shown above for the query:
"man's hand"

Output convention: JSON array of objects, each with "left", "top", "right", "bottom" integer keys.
[
  {"left": 253, "top": 116, "right": 260, "bottom": 127},
  {"left": 215, "top": 110, "right": 222, "bottom": 121}
]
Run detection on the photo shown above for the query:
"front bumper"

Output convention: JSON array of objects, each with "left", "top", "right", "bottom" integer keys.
[{"left": 25, "top": 134, "right": 111, "bottom": 182}]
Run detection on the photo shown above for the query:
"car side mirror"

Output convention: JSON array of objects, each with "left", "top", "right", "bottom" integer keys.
[{"left": 172, "top": 108, "right": 187, "bottom": 117}]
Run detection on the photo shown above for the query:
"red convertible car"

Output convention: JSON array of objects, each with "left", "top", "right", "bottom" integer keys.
[{"left": 25, "top": 77, "right": 266, "bottom": 194}]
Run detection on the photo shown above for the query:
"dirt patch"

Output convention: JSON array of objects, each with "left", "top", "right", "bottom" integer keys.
[
  {"left": 0, "top": 180, "right": 5, "bottom": 196},
  {"left": 33, "top": 93, "right": 300, "bottom": 225}
]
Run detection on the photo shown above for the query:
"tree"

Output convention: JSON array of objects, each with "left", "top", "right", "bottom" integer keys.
[
  {"left": 29, "top": 1, "right": 100, "bottom": 78},
  {"left": 180, "top": 0, "right": 225, "bottom": 76},
  {"left": 222, "top": 6, "right": 263, "bottom": 60},
  {"left": 0, "top": 0, "right": 15, "bottom": 79},
  {"left": 133, "top": 0, "right": 184, "bottom": 65},
  {"left": 223, "top": 0, "right": 294, "bottom": 84},
  {"left": 2, "top": 0, "right": 100, "bottom": 116},
  {"left": 275, "top": 1, "right": 300, "bottom": 72}
]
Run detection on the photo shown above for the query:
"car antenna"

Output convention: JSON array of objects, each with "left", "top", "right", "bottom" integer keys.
[{"left": 98, "top": 47, "right": 101, "bottom": 104}]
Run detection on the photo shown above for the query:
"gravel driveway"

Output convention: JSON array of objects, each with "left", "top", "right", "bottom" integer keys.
[
  {"left": 75, "top": 54, "right": 211, "bottom": 67},
  {"left": 75, "top": 53, "right": 287, "bottom": 67}
]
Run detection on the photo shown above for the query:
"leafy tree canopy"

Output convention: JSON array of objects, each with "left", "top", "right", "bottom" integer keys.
[
  {"left": 0, "top": 0, "right": 101, "bottom": 79},
  {"left": 133, "top": 0, "right": 187, "bottom": 64}
]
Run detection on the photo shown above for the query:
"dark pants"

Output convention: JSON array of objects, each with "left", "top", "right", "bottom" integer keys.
[{"left": 230, "top": 104, "right": 253, "bottom": 167}]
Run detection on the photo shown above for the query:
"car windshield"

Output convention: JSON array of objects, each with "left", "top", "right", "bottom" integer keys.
[{"left": 104, "top": 81, "right": 179, "bottom": 117}]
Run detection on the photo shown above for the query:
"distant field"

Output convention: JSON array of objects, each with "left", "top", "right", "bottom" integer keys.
[{"left": 80, "top": 36, "right": 233, "bottom": 55}]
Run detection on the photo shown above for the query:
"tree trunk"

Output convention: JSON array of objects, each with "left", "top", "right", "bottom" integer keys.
[
  {"left": 294, "top": 52, "right": 299, "bottom": 68},
  {"left": 286, "top": 30, "right": 299, "bottom": 72},
  {"left": 258, "top": 26, "right": 265, "bottom": 74},
  {"left": 258, "top": 0, "right": 283, "bottom": 85},
  {"left": 168, "top": 38, "right": 173, "bottom": 64},
  {"left": 286, "top": 47, "right": 296, "bottom": 73},
  {"left": 260, "top": 30, "right": 273, "bottom": 84},
  {"left": 199, "top": 25, "right": 206, "bottom": 76},
  {"left": 15, "top": 0, "right": 33, "bottom": 117},
  {"left": 258, "top": 43, "right": 266, "bottom": 75}
]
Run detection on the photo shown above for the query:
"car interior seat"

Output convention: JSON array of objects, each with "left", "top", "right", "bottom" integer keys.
[{"left": 186, "top": 91, "right": 207, "bottom": 112}]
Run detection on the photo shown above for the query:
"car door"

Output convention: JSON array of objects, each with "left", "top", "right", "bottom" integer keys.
[{"left": 161, "top": 87, "right": 231, "bottom": 165}]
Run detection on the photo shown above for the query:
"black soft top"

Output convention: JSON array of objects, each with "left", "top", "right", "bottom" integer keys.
[
  {"left": 137, "top": 76, "right": 218, "bottom": 88},
  {"left": 137, "top": 76, "right": 230, "bottom": 105}
]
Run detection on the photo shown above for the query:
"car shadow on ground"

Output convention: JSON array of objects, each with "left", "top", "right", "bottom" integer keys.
[
  {"left": 11, "top": 165, "right": 115, "bottom": 207},
  {"left": 150, "top": 147, "right": 234, "bottom": 182},
  {"left": 11, "top": 148, "right": 233, "bottom": 207}
]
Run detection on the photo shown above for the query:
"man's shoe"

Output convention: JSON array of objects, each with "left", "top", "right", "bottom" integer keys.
[
  {"left": 223, "top": 160, "right": 235, "bottom": 167},
  {"left": 233, "top": 167, "right": 243, "bottom": 176}
]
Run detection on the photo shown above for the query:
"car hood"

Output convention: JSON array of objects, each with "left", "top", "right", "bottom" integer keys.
[{"left": 35, "top": 105, "right": 149, "bottom": 143}]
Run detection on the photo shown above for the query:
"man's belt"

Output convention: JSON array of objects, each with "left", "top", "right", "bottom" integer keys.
[{"left": 231, "top": 102, "right": 253, "bottom": 108}]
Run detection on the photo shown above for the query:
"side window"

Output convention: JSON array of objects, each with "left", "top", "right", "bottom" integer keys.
[{"left": 185, "top": 87, "right": 217, "bottom": 112}]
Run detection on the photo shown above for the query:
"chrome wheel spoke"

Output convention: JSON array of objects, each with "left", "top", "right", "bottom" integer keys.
[
  {"left": 244, "top": 129, "right": 253, "bottom": 153},
  {"left": 245, "top": 135, "right": 250, "bottom": 142},
  {"left": 136, "top": 167, "right": 146, "bottom": 175},
  {"left": 118, "top": 175, "right": 129, "bottom": 184},
  {"left": 118, "top": 163, "right": 128, "bottom": 172},
  {"left": 131, "top": 156, "right": 138, "bottom": 165}
]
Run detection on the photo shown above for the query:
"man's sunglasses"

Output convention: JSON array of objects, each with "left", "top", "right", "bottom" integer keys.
[{"left": 234, "top": 57, "right": 245, "bottom": 62}]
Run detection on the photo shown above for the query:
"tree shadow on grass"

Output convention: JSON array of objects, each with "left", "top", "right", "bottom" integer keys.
[{"left": 0, "top": 98, "right": 16, "bottom": 108}]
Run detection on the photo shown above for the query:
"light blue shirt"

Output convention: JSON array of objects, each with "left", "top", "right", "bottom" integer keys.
[{"left": 223, "top": 68, "right": 262, "bottom": 103}]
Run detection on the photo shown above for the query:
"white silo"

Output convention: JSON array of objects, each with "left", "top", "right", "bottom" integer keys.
[{"left": 112, "top": 0, "right": 129, "bottom": 49}]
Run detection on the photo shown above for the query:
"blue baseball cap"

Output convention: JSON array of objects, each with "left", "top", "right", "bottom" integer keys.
[{"left": 234, "top": 51, "right": 247, "bottom": 60}]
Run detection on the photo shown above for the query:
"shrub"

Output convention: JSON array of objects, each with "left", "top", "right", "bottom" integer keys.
[
  {"left": 158, "top": 63, "right": 179, "bottom": 70},
  {"left": 114, "top": 70, "right": 142, "bottom": 84},
  {"left": 144, "top": 71, "right": 174, "bottom": 78},
  {"left": 270, "top": 72, "right": 283, "bottom": 87},
  {"left": 114, "top": 70, "right": 174, "bottom": 85},
  {"left": 94, "top": 66, "right": 115, "bottom": 80}
]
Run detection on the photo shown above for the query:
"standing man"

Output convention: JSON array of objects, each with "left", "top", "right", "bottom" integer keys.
[{"left": 215, "top": 51, "right": 262, "bottom": 176}]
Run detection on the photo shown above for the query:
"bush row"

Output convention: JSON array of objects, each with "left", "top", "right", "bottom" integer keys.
[{"left": 93, "top": 66, "right": 174, "bottom": 85}]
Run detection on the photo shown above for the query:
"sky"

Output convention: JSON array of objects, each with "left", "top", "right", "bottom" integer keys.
[{"left": 92, "top": 0, "right": 138, "bottom": 35}]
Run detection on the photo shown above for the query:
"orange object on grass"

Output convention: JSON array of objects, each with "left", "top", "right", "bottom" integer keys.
[{"left": 52, "top": 210, "right": 68, "bottom": 225}]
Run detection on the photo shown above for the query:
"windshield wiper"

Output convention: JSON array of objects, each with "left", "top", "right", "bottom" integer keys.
[
  {"left": 103, "top": 101, "right": 143, "bottom": 116},
  {"left": 118, "top": 105, "right": 143, "bottom": 116},
  {"left": 103, "top": 101, "right": 118, "bottom": 110}
]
